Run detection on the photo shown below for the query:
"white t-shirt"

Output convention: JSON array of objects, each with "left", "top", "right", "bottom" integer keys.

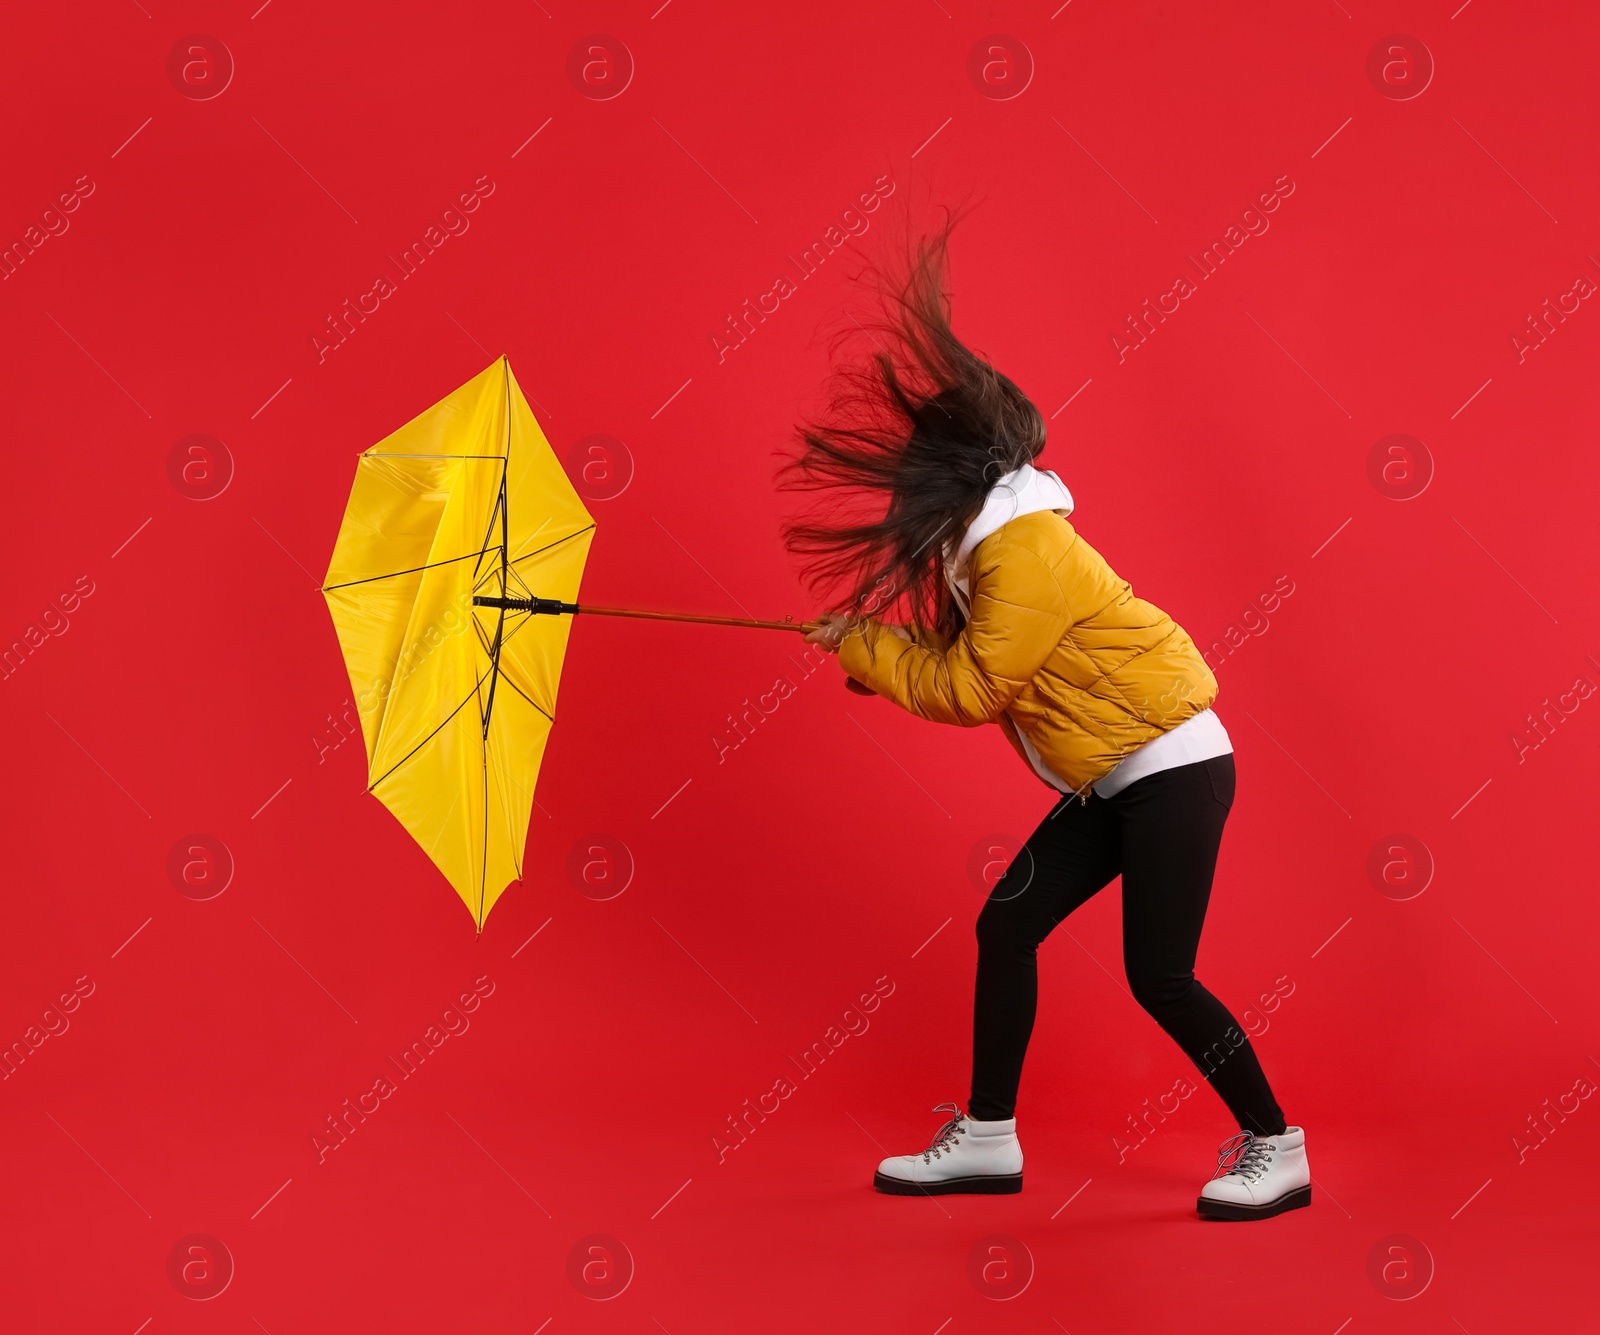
[{"left": 943, "top": 462, "right": 1232, "bottom": 800}]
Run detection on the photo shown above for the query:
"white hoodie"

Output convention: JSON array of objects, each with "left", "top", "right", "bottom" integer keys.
[{"left": 942, "top": 462, "right": 1231, "bottom": 799}]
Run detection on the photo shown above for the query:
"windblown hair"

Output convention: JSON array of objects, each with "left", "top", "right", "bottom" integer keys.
[{"left": 780, "top": 214, "right": 1047, "bottom": 641}]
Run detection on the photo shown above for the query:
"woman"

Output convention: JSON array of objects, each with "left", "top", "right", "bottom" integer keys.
[{"left": 785, "top": 221, "right": 1309, "bottom": 1221}]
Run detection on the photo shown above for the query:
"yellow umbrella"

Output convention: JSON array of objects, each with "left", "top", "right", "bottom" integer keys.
[{"left": 323, "top": 357, "right": 813, "bottom": 932}]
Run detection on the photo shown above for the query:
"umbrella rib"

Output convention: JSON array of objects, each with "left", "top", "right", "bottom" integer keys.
[
  {"left": 473, "top": 556, "right": 535, "bottom": 601},
  {"left": 473, "top": 641, "right": 491, "bottom": 931},
  {"left": 471, "top": 495, "right": 502, "bottom": 583},
  {"left": 367, "top": 668, "right": 496, "bottom": 793},
  {"left": 324, "top": 545, "right": 498, "bottom": 592},
  {"left": 509, "top": 523, "right": 596, "bottom": 567},
  {"left": 467, "top": 614, "right": 555, "bottom": 722},
  {"left": 480, "top": 361, "right": 512, "bottom": 928},
  {"left": 479, "top": 743, "right": 490, "bottom": 930},
  {"left": 472, "top": 465, "right": 510, "bottom": 583},
  {"left": 486, "top": 658, "right": 554, "bottom": 723},
  {"left": 469, "top": 612, "right": 496, "bottom": 654},
  {"left": 486, "top": 716, "right": 527, "bottom": 885},
  {"left": 477, "top": 460, "right": 513, "bottom": 737},
  {"left": 501, "top": 561, "right": 534, "bottom": 600},
  {"left": 475, "top": 366, "right": 513, "bottom": 586}
]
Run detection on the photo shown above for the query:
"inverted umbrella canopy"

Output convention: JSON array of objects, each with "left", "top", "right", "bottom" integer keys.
[{"left": 322, "top": 357, "right": 594, "bottom": 932}]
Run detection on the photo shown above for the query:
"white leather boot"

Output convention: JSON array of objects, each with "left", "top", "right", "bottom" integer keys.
[
  {"left": 1197, "top": 1127, "right": 1312, "bottom": 1220},
  {"left": 873, "top": 1102, "right": 1023, "bottom": 1195}
]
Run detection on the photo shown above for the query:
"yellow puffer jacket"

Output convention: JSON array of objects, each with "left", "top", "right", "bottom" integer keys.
[{"left": 837, "top": 510, "right": 1217, "bottom": 791}]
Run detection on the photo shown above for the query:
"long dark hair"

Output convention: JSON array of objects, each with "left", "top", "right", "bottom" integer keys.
[{"left": 780, "top": 213, "right": 1047, "bottom": 640}]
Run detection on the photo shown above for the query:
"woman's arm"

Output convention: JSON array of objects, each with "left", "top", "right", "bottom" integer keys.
[
  {"left": 887, "top": 622, "right": 951, "bottom": 651},
  {"left": 831, "top": 532, "right": 1071, "bottom": 726}
]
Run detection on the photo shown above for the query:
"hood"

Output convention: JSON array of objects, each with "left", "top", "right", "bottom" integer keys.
[{"left": 942, "top": 462, "right": 1074, "bottom": 612}]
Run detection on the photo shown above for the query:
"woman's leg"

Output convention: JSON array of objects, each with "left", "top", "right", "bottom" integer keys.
[
  {"left": 969, "top": 792, "right": 1123, "bottom": 1120},
  {"left": 1114, "top": 754, "right": 1287, "bottom": 1137}
]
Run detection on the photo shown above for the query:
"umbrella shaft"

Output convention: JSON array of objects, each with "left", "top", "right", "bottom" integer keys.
[{"left": 473, "top": 595, "right": 813, "bottom": 634}]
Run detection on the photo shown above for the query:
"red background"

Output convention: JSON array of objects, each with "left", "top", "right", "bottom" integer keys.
[{"left": 3, "top": 2, "right": 1598, "bottom": 1330}]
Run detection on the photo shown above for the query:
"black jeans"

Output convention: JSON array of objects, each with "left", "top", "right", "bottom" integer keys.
[{"left": 969, "top": 753, "right": 1287, "bottom": 1137}]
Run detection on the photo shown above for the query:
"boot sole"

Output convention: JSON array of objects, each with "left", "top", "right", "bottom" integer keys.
[
  {"left": 873, "top": 1171, "right": 1023, "bottom": 1196},
  {"left": 1196, "top": 1183, "right": 1311, "bottom": 1221}
]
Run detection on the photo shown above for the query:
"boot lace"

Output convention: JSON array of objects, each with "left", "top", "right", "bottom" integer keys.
[
  {"left": 919, "top": 1102, "right": 967, "bottom": 1162},
  {"left": 1210, "top": 1131, "right": 1276, "bottom": 1183}
]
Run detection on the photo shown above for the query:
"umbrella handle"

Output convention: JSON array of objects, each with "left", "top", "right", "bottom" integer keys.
[{"left": 473, "top": 595, "right": 820, "bottom": 635}]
